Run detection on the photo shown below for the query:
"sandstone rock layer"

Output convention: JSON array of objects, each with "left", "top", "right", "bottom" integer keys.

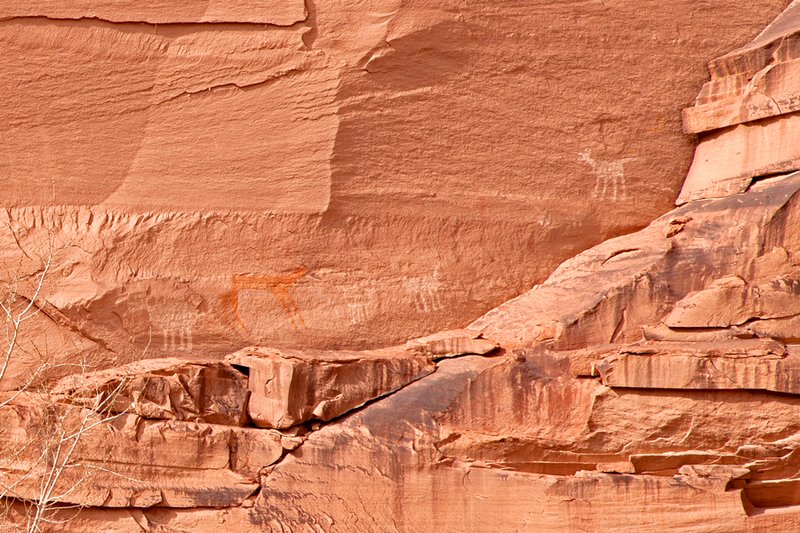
[
  {"left": 6, "top": 155, "right": 800, "bottom": 531},
  {"left": 5, "top": 1, "right": 800, "bottom": 532},
  {"left": 681, "top": 0, "right": 800, "bottom": 202},
  {"left": 0, "top": 0, "right": 789, "bottom": 387}
]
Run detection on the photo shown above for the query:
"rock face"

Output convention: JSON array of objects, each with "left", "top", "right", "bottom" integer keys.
[
  {"left": 10, "top": 155, "right": 800, "bottom": 530},
  {"left": 681, "top": 0, "right": 800, "bottom": 202},
  {"left": 7, "top": 1, "right": 800, "bottom": 532},
  {"left": 573, "top": 339, "right": 800, "bottom": 394},
  {"left": 226, "top": 330, "right": 495, "bottom": 429},
  {"left": 0, "top": 0, "right": 789, "bottom": 389},
  {"left": 53, "top": 358, "right": 251, "bottom": 425},
  {"left": 235, "top": 171, "right": 800, "bottom": 532},
  {"left": 0, "top": 393, "right": 283, "bottom": 509}
]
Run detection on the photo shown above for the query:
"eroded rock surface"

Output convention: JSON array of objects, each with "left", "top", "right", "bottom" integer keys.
[
  {"left": 6, "top": 156, "right": 800, "bottom": 530},
  {"left": 53, "top": 358, "right": 250, "bottom": 425},
  {"left": 240, "top": 165, "right": 800, "bottom": 531},
  {"left": 0, "top": 0, "right": 788, "bottom": 388},
  {"left": 0, "top": 393, "right": 279, "bottom": 509},
  {"left": 681, "top": 0, "right": 800, "bottom": 202},
  {"left": 227, "top": 346, "right": 434, "bottom": 428},
  {"left": 6, "top": 1, "right": 800, "bottom": 532},
  {"left": 224, "top": 329, "right": 496, "bottom": 428}
]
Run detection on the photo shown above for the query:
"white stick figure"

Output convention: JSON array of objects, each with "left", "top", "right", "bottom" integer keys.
[{"left": 403, "top": 266, "right": 443, "bottom": 313}]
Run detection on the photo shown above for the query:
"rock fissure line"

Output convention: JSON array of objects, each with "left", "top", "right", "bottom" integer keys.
[
  {"left": 0, "top": 16, "right": 307, "bottom": 31},
  {"left": 156, "top": 69, "right": 306, "bottom": 106}
]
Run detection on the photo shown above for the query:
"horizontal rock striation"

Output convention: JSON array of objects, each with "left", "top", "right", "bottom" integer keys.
[
  {"left": 5, "top": 1, "right": 800, "bottom": 532},
  {"left": 680, "top": 1, "right": 800, "bottom": 202},
  {"left": 5, "top": 148, "right": 800, "bottom": 531},
  {"left": 0, "top": 0, "right": 787, "bottom": 377}
]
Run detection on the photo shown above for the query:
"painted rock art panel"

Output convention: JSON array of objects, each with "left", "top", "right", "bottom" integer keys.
[
  {"left": 0, "top": 0, "right": 789, "bottom": 353},
  {"left": 5, "top": 1, "right": 800, "bottom": 531}
]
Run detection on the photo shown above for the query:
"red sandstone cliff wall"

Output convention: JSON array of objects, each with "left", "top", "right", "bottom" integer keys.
[
  {"left": 0, "top": 1, "right": 789, "bottom": 386},
  {"left": 3, "top": 2, "right": 800, "bottom": 532}
]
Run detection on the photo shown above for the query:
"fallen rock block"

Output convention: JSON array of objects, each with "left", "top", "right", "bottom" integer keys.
[
  {"left": 53, "top": 358, "right": 249, "bottom": 426},
  {"left": 227, "top": 346, "right": 436, "bottom": 429}
]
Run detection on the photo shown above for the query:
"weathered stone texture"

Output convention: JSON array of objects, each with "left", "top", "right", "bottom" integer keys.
[
  {"left": 5, "top": 1, "right": 800, "bottom": 532},
  {"left": 0, "top": 0, "right": 788, "bottom": 381}
]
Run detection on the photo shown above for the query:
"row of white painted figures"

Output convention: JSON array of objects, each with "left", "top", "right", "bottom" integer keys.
[{"left": 142, "top": 267, "right": 444, "bottom": 352}]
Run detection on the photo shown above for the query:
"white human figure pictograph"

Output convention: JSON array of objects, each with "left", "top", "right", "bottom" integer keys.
[
  {"left": 146, "top": 298, "right": 198, "bottom": 354},
  {"left": 340, "top": 285, "right": 373, "bottom": 325},
  {"left": 403, "top": 266, "right": 443, "bottom": 313}
]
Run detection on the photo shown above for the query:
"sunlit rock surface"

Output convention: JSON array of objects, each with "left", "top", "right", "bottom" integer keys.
[
  {"left": 6, "top": 1, "right": 800, "bottom": 532},
  {"left": 0, "top": 0, "right": 788, "bottom": 386}
]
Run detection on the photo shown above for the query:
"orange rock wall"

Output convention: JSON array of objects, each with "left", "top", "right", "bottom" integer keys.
[
  {"left": 0, "top": 1, "right": 790, "bottom": 380},
  {"left": 5, "top": 3, "right": 800, "bottom": 532}
]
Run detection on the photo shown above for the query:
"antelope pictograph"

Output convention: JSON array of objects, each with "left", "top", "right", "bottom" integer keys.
[
  {"left": 222, "top": 266, "right": 308, "bottom": 330},
  {"left": 579, "top": 149, "right": 635, "bottom": 201}
]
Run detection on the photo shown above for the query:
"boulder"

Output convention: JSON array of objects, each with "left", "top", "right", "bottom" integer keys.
[
  {"left": 53, "top": 358, "right": 250, "bottom": 426},
  {"left": 226, "top": 346, "right": 435, "bottom": 428}
]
